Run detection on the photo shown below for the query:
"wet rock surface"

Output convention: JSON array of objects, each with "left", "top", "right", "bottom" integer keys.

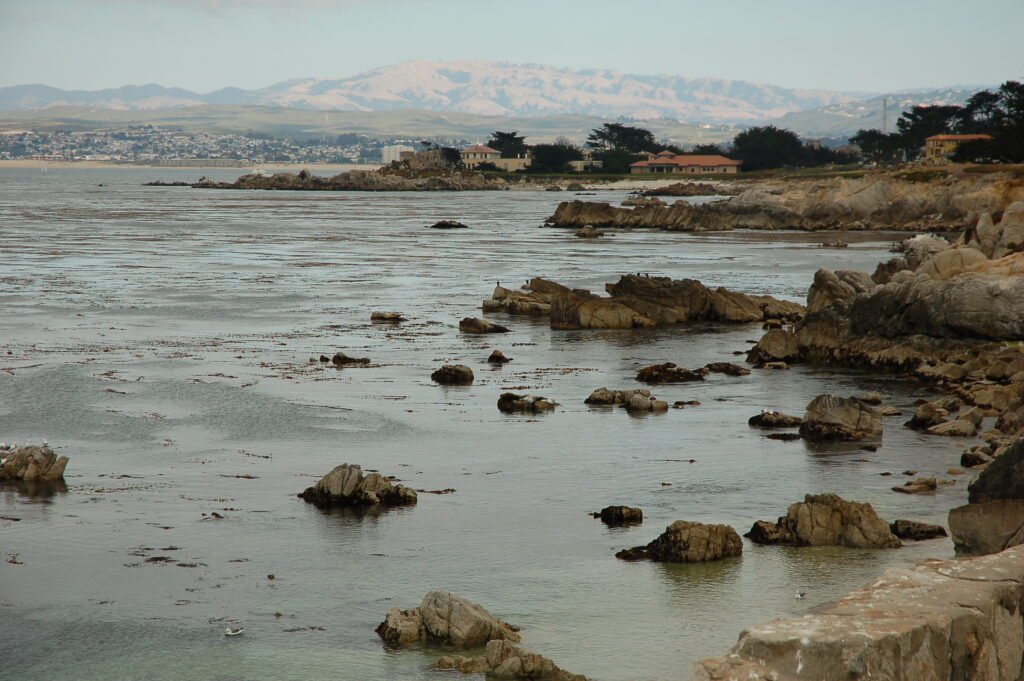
[
  {"left": 459, "top": 317, "right": 510, "bottom": 334},
  {"left": 596, "top": 505, "right": 643, "bottom": 526},
  {"left": 497, "top": 393, "right": 557, "bottom": 413},
  {"left": 635, "top": 363, "right": 706, "bottom": 384},
  {"left": 747, "top": 410, "right": 802, "bottom": 429},
  {"left": 299, "top": 463, "right": 417, "bottom": 509},
  {"left": 617, "top": 521, "right": 742, "bottom": 563},
  {"left": 694, "top": 545, "right": 1024, "bottom": 681},
  {"left": 890, "top": 519, "right": 948, "bottom": 541},
  {"left": 745, "top": 493, "right": 900, "bottom": 549}
]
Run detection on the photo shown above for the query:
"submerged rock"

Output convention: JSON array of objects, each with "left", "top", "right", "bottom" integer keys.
[
  {"left": 748, "top": 410, "right": 802, "bottom": 429},
  {"left": 745, "top": 493, "right": 900, "bottom": 549},
  {"left": 298, "top": 463, "right": 417, "bottom": 509},
  {"left": 575, "top": 225, "right": 605, "bottom": 238},
  {"left": 617, "top": 520, "right": 742, "bottom": 563},
  {"left": 497, "top": 393, "right": 557, "bottom": 413},
  {"left": 437, "top": 640, "right": 585, "bottom": 681},
  {"left": 596, "top": 505, "right": 643, "bottom": 526},
  {"left": 704, "top": 362, "right": 751, "bottom": 376},
  {"left": 799, "top": 394, "right": 883, "bottom": 441},
  {"left": 376, "top": 590, "right": 520, "bottom": 648},
  {"left": 890, "top": 519, "right": 948, "bottom": 541},
  {"left": 487, "top": 349, "right": 511, "bottom": 364},
  {"left": 371, "top": 311, "right": 405, "bottom": 322},
  {"left": 459, "top": 317, "right": 510, "bottom": 334},
  {"left": 584, "top": 387, "right": 651, "bottom": 405},
  {"left": 332, "top": 351, "right": 370, "bottom": 366},
  {"left": 0, "top": 445, "right": 69, "bottom": 482},
  {"left": 428, "top": 220, "right": 469, "bottom": 229},
  {"left": 635, "top": 363, "right": 706, "bottom": 384},
  {"left": 431, "top": 364, "right": 474, "bottom": 385}
]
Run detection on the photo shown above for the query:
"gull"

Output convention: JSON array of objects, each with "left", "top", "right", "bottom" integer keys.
[
  {"left": 795, "top": 591, "right": 807, "bottom": 600},
  {"left": 224, "top": 626, "right": 244, "bottom": 636}
]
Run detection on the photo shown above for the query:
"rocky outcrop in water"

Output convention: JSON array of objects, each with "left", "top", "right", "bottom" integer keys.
[
  {"left": 437, "top": 640, "right": 586, "bottom": 681},
  {"left": 747, "top": 410, "right": 802, "bottom": 428},
  {"left": 548, "top": 173, "right": 1024, "bottom": 232},
  {"left": 745, "top": 493, "right": 900, "bottom": 548},
  {"left": 694, "top": 545, "right": 1024, "bottom": 681},
  {"left": 376, "top": 590, "right": 520, "bottom": 647},
  {"left": 890, "top": 519, "right": 948, "bottom": 541},
  {"left": 299, "top": 463, "right": 417, "bottom": 509},
  {"left": 193, "top": 165, "right": 511, "bottom": 192},
  {"left": 596, "top": 505, "right": 643, "bottom": 526},
  {"left": 635, "top": 363, "right": 706, "bottom": 384},
  {"left": 616, "top": 520, "right": 743, "bottom": 563},
  {"left": 0, "top": 445, "right": 68, "bottom": 482},
  {"left": 431, "top": 365, "right": 474, "bottom": 385},
  {"left": 799, "top": 394, "right": 883, "bottom": 442},
  {"left": 483, "top": 279, "right": 569, "bottom": 317}
]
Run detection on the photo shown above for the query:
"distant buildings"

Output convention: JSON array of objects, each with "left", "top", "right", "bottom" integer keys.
[
  {"left": 382, "top": 144, "right": 415, "bottom": 164},
  {"left": 923, "top": 134, "right": 993, "bottom": 164},
  {"left": 630, "top": 150, "right": 741, "bottom": 174},
  {"left": 568, "top": 149, "right": 603, "bottom": 172}
]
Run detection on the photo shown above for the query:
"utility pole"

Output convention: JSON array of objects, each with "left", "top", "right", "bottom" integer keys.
[{"left": 882, "top": 96, "right": 888, "bottom": 134}]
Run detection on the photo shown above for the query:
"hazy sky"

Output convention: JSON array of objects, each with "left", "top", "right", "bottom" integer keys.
[{"left": 1, "top": 0, "right": 1022, "bottom": 93}]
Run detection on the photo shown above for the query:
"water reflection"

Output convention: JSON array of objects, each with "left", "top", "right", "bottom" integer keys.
[{"left": 0, "top": 479, "right": 68, "bottom": 502}]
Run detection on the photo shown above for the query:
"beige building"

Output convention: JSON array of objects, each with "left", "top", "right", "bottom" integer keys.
[
  {"left": 460, "top": 144, "right": 501, "bottom": 168},
  {"left": 630, "top": 150, "right": 741, "bottom": 174},
  {"left": 923, "top": 134, "right": 993, "bottom": 164},
  {"left": 492, "top": 154, "right": 531, "bottom": 172}
]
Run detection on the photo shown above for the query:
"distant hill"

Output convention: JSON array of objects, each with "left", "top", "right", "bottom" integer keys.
[
  {"left": 0, "top": 60, "right": 868, "bottom": 124},
  {"left": 770, "top": 87, "right": 984, "bottom": 137},
  {"left": 0, "top": 105, "right": 740, "bottom": 145}
]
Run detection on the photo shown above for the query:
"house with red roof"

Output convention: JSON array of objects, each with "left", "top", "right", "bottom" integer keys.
[{"left": 629, "top": 150, "right": 742, "bottom": 175}]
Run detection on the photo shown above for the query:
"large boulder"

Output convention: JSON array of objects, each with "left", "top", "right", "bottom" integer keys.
[
  {"left": 597, "top": 505, "right": 643, "bottom": 526},
  {"left": 437, "top": 640, "right": 586, "bottom": 681},
  {"left": 746, "top": 328, "right": 800, "bottom": 365},
  {"left": 890, "top": 519, "right": 948, "bottom": 541},
  {"left": 993, "top": 201, "right": 1024, "bottom": 258},
  {"left": 376, "top": 591, "right": 520, "bottom": 648},
  {"left": 549, "top": 289, "right": 656, "bottom": 330},
  {"left": 298, "top": 463, "right": 417, "bottom": 509},
  {"left": 616, "top": 520, "right": 742, "bottom": 563},
  {"left": 967, "top": 438, "right": 1024, "bottom": 503},
  {"left": 949, "top": 438, "right": 1024, "bottom": 555},
  {"left": 807, "top": 269, "right": 876, "bottom": 313},
  {"left": 799, "top": 394, "right": 883, "bottom": 441},
  {"left": 0, "top": 445, "right": 69, "bottom": 482},
  {"left": 745, "top": 493, "right": 900, "bottom": 549}
]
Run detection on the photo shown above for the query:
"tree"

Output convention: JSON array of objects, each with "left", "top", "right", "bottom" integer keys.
[
  {"left": 896, "top": 105, "right": 962, "bottom": 156},
  {"left": 529, "top": 143, "right": 583, "bottom": 172},
  {"left": 586, "top": 123, "right": 658, "bottom": 153},
  {"left": 690, "top": 143, "right": 726, "bottom": 155},
  {"left": 950, "top": 80, "right": 1024, "bottom": 162},
  {"left": 849, "top": 129, "right": 904, "bottom": 163},
  {"left": 730, "top": 126, "right": 806, "bottom": 171},
  {"left": 487, "top": 131, "right": 528, "bottom": 158}
]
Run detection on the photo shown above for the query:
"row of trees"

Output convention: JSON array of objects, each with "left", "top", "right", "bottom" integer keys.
[{"left": 851, "top": 80, "right": 1023, "bottom": 163}]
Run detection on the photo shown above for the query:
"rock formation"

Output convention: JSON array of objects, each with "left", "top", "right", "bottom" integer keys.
[
  {"left": 747, "top": 410, "right": 802, "bottom": 428},
  {"left": 332, "top": 351, "right": 370, "bottom": 366},
  {"left": 376, "top": 591, "right": 520, "bottom": 648},
  {"left": 483, "top": 279, "right": 569, "bottom": 317},
  {"left": 488, "top": 349, "right": 511, "bottom": 364},
  {"left": 799, "top": 394, "right": 883, "bottom": 441},
  {"left": 437, "top": 640, "right": 585, "bottom": 681},
  {"left": 635, "top": 363, "right": 706, "bottom": 384},
  {"left": 890, "top": 519, "right": 948, "bottom": 541},
  {"left": 428, "top": 220, "right": 469, "bottom": 229},
  {"left": 584, "top": 387, "right": 652, "bottom": 405},
  {"left": 745, "top": 493, "right": 900, "bottom": 548},
  {"left": 298, "top": 463, "right": 417, "bottom": 509},
  {"left": 616, "top": 521, "right": 742, "bottom": 563},
  {"left": 0, "top": 445, "right": 69, "bottom": 482},
  {"left": 431, "top": 365, "right": 474, "bottom": 385},
  {"left": 371, "top": 311, "right": 405, "bottom": 322}
]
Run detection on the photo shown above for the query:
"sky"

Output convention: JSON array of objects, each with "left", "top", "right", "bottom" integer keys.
[{"left": 1, "top": 0, "right": 1022, "bottom": 93}]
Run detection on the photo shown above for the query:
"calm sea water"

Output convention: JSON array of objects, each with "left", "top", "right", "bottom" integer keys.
[{"left": 0, "top": 167, "right": 971, "bottom": 681}]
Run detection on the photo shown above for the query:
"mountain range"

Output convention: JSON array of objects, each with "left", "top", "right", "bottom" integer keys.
[
  {"left": 0, "top": 61, "right": 987, "bottom": 139},
  {"left": 0, "top": 60, "right": 866, "bottom": 124}
]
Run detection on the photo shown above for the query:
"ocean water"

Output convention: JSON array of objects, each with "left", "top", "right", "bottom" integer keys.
[{"left": 0, "top": 167, "right": 971, "bottom": 681}]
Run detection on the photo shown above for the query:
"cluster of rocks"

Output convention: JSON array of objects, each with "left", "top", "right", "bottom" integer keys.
[
  {"left": 546, "top": 173, "right": 1023, "bottom": 232},
  {"left": 584, "top": 388, "right": 667, "bottom": 413},
  {"left": 640, "top": 181, "right": 737, "bottom": 197},
  {"left": 298, "top": 463, "right": 417, "bottom": 509},
  {"left": 483, "top": 274, "right": 803, "bottom": 330},
  {"left": 193, "top": 165, "right": 512, "bottom": 192},
  {"left": 0, "top": 445, "right": 69, "bottom": 482},
  {"left": 378, "top": 591, "right": 584, "bottom": 680},
  {"left": 949, "top": 438, "right": 1024, "bottom": 555}
]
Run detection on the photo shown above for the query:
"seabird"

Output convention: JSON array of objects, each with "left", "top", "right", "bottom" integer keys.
[
  {"left": 224, "top": 626, "right": 244, "bottom": 636},
  {"left": 795, "top": 591, "right": 807, "bottom": 600}
]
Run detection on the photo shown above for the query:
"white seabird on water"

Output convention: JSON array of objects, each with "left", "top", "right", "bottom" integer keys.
[
  {"left": 795, "top": 591, "right": 807, "bottom": 600},
  {"left": 224, "top": 626, "right": 244, "bottom": 636}
]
